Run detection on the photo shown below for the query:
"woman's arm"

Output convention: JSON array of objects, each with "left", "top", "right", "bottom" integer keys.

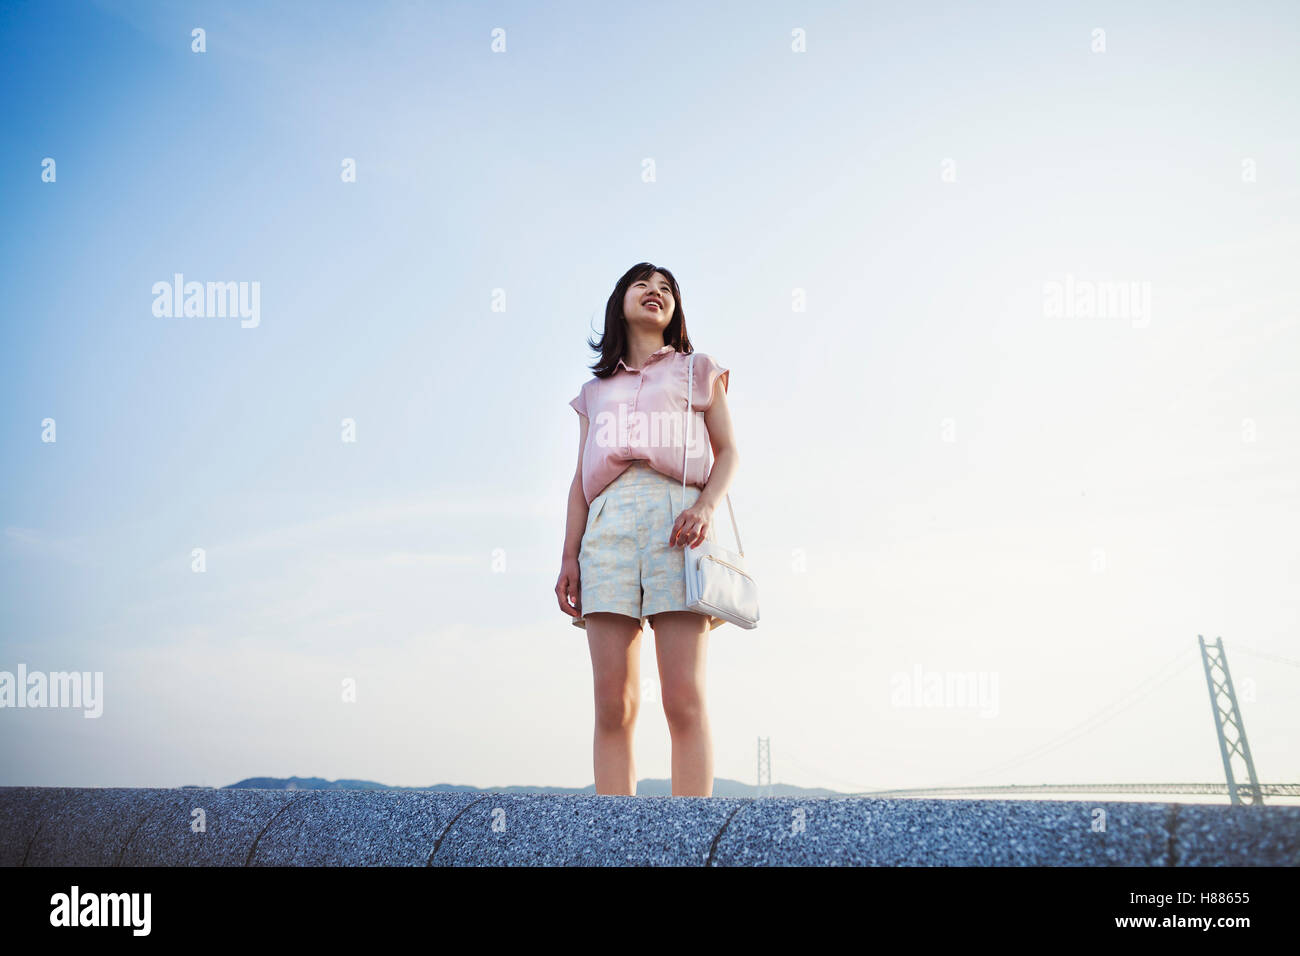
[
  {"left": 695, "top": 377, "right": 738, "bottom": 513},
  {"left": 556, "top": 414, "right": 590, "bottom": 619},
  {"left": 561, "top": 413, "right": 591, "bottom": 560},
  {"left": 564, "top": 413, "right": 595, "bottom": 561}
]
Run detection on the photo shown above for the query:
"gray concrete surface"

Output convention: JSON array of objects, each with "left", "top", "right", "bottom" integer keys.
[{"left": 1, "top": 787, "right": 1296, "bottom": 866}]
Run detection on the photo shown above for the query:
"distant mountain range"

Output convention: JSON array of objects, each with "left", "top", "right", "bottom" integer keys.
[{"left": 178, "top": 776, "right": 846, "bottom": 797}]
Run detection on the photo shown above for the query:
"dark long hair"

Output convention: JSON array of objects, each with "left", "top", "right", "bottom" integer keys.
[{"left": 586, "top": 262, "right": 695, "bottom": 378}]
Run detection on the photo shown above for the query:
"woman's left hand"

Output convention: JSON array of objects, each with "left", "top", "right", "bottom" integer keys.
[{"left": 670, "top": 500, "right": 715, "bottom": 549}]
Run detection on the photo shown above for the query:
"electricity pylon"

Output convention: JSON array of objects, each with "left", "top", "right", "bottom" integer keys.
[{"left": 1198, "top": 635, "right": 1264, "bottom": 806}]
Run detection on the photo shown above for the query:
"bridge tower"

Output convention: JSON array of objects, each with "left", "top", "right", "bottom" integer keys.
[
  {"left": 1198, "top": 635, "right": 1264, "bottom": 806},
  {"left": 757, "top": 736, "right": 773, "bottom": 797}
]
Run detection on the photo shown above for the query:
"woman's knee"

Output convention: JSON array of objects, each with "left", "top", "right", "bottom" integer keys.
[
  {"left": 593, "top": 682, "right": 639, "bottom": 730},
  {"left": 660, "top": 686, "right": 705, "bottom": 729},
  {"left": 586, "top": 612, "right": 643, "bottom": 728}
]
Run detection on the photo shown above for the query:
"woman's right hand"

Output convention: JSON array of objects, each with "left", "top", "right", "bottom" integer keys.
[{"left": 556, "top": 556, "right": 582, "bottom": 620}]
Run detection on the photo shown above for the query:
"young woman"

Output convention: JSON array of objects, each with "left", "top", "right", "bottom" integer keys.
[{"left": 556, "top": 262, "right": 739, "bottom": 798}]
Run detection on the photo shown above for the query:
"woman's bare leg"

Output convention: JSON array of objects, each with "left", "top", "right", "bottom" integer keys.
[
  {"left": 586, "top": 612, "right": 645, "bottom": 795},
  {"left": 650, "top": 610, "right": 713, "bottom": 796}
]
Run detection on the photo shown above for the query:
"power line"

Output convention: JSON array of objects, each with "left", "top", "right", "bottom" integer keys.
[
  {"left": 1233, "top": 643, "right": 1300, "bottom": 670},
  {"left": 924, "top": 645, "right": 1199, "bottom": 789},
  {"left": 776, "top": 752, "right": 884, "bottom": 794},
  {"left": 775, "top": 639, "right": 1282, "bottom": 797}
]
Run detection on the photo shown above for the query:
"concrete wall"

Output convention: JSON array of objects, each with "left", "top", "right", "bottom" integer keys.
[{"left": 2, "top": 787, "right": 1297, "bottom": 866}]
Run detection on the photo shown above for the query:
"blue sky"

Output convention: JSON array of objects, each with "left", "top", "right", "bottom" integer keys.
[{"left": 2, "top": 0, "right": 1297, "bottom": 798}]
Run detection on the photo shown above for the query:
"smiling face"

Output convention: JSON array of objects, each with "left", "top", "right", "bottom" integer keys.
[{"left": 623, "top": 271, "right": 675, "bottom": 332}]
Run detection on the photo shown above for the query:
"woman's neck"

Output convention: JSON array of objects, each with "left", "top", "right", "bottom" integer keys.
[{"left": 624, "top": 331, "right": 668, "bottom": 370}]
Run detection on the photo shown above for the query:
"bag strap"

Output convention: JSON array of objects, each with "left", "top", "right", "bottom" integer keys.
[{"left": 680, "top": 351, "right": 744, "bottom": 557}]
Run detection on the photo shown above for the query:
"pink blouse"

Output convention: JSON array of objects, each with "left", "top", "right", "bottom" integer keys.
[{"left": 569, "top": 346, "right": 730, "bottom": 505}]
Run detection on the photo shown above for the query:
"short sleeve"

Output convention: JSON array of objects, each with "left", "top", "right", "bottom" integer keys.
[
  {"left": 569, "top": 383, "right": 588, "bottom": 418},
  {"left": 690, "top": 354, "right": 730, "bottom": 412}
]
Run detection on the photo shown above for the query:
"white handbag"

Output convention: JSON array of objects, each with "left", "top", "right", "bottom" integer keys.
[{"left": 679, "top": 352, "right": 760, "bottom": 629}]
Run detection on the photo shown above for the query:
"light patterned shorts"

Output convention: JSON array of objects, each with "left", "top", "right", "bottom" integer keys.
[{"left": 572, "top": 460, "right": 723, "bottom": 631}]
